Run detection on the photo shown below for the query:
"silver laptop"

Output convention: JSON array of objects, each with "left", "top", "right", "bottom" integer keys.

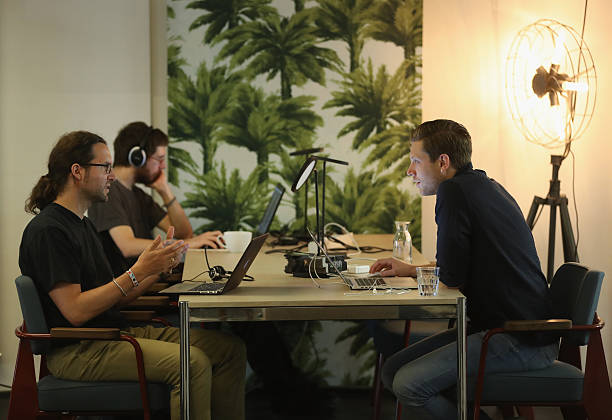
[
  {"left": 307, "top": 229, "right": 417, "bottom": 290},
  {"left": 159, "top": 234, "right": 268, "bottom": 295}
]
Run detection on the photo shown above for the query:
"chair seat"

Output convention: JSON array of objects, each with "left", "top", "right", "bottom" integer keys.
[
  {"left": 38, "top": 375, "right": 170, "bottom": 412},
  {"left": 472, "top": 361, "right": 584, "bottom": 403}
]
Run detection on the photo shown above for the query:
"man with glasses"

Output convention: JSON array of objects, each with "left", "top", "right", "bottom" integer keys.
[
  {"left": 20, "top": 131, "right": 246, "bottom": 420},
  {"left": 89, "top": 121, "right": 222, "bottom": 277}
]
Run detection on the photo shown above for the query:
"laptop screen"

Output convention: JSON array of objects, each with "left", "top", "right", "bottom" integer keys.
[{"left": 255, "top": 184, "right": 285, "bottom": 235}]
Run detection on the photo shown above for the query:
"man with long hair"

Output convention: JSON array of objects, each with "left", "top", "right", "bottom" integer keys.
[{"left": 20, "top": 131, "right": 246, "bottom": 420}]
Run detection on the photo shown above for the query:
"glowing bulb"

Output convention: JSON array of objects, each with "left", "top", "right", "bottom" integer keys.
[{"left": 562, "top": 81, "right": 588, "bottom": 92}]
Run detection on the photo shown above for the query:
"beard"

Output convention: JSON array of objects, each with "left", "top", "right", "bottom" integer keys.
[{"left": 135, "top": 167, "right": 160, "bottom": 185}]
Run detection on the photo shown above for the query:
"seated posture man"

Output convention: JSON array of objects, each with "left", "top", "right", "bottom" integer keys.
[
  {"left": 88, "top": 121, "right": 222, "bottom": 277},
  {"left": 370, "top": 119, "right": 558, "bottom": 420},
  {"left": 19, "top": 131, "right": 246, "bottom": 420},
  {"left": 90, "top": 122, "right": 304, "bottom": 408}
]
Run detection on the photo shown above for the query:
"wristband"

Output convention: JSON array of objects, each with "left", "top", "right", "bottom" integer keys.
[
  {"left": 127, "top": 268, "right": 139, "bottom": 287},
  {"left": 112, "top": 279, "right": 128, "bottom": 296},
  {"left": 164, "top": 197, "right": 177, "bottom": 208}
]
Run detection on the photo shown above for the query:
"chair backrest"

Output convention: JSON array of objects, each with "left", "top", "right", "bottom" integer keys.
[
  {"left": 15, "top": 275, "right": 51, "bottom": 355},
  {"left": 550, "top": 263, "right": 604, "bottom": 346}
]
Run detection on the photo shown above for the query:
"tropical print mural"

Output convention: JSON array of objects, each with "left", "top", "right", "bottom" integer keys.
[{"left": 167, "top": 0, "right": 422, "bottom": 387}]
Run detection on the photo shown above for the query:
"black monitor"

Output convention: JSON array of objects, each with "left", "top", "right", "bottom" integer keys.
[{"left": 255, "top": 184, "right": 285, "bottom": 236}]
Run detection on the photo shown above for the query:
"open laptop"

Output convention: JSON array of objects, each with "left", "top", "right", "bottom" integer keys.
[
  {"left": 255, "top": 184, "right": 284, "bottom": 236},
  {"left": 159, "top": 233, "right": 268, "bottom": 295},
  {"left": 307, "top": 229, "right": 417, "bottom": 290}
]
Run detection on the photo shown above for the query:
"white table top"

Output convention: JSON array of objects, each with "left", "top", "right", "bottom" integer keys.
[{"left": 180, "top": 234, "right": 462, "bottom": 309}]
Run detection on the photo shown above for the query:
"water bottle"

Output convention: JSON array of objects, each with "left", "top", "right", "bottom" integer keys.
[{"left": 393, "top": 221, "right": 412, "bottom": 263}]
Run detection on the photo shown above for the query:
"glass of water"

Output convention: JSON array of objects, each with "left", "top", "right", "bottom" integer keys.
[{"left": 416, "top": 266, "right": 440, "bottom": 296}]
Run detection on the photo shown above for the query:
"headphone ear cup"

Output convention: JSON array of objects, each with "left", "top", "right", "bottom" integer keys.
[
  {"left": 128, "top": 146, "right": 147, "bottom": 167},
  {"left": 209, "top": 266, "right": 227, "bottom": 281}
]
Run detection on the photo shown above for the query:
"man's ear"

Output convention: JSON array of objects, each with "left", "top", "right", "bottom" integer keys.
[
  {"left": 70, "top": 163, "right": 84, "bottom": 181},
  {"left": 438, "top": 154, "right": 452, "bottom": 173}
]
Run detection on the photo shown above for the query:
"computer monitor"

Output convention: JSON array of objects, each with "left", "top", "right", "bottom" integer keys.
[{"left": 255, "top": 183, "right": 285, "bottom": 236}]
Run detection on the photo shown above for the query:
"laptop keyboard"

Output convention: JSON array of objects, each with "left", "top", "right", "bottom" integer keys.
[
  {"left": 354, "top": 277, "right": 387, "bottom": 287},
  {"left": 189, "top": 282, "right": 225, "bottom": 292}
]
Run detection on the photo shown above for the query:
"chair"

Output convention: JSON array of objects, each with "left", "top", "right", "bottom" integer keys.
[
  {"left": 8, "top": 275, "right": 170, "bottom": 420},
  {"left": 472, "top": 262, "right": 611, "bottom": 420}
]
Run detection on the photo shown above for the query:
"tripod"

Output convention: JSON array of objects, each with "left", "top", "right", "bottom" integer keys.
[{"left": 525, "top": 155, "right": 578, "bottom": 282}]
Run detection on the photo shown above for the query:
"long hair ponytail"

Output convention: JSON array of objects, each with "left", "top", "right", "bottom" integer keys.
[{"left": 25, "top": 131, "right": 106, "bottom": 214}]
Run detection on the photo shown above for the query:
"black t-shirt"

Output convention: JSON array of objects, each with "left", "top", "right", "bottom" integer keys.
[
  {"left": 88, "top": 181, "right": 166, "bottom": 276},
  {"left": 19, "top": 203, "right": 126, "bottom": 335},
  {"left": 435, "top": 164, "right": 554, "bottom": 342}
]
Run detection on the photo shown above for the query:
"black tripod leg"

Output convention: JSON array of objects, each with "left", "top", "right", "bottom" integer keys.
[
  {"left": 546, "top": 203, "right": 557, "bottom": 282},
  {"left": 559, "top": 197, "right": 579, "bottom": 262},
  {"left": 526, "top": 196, "right": 543, "bottom": 229}
]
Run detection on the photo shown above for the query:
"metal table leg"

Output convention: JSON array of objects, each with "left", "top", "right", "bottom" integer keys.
[
  {"left": 180, "top": 301, "right": 190, "bottom": 420},
  {"left": 457, "top": 296, "right": 467, "bottom": 420}
]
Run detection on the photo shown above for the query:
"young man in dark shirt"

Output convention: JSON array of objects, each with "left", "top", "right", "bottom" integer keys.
[
  {"left": 89, "top": 122, "right": 307, "bottom": 411},
  {"left": 370, "top": 119, "right": 558, "bottom": 420},
  {"left": 19, "top": 131, "right": 246, "bottom": 420},
  {"left": 88, "top": 122, "right": 222, "bottom": 276}
]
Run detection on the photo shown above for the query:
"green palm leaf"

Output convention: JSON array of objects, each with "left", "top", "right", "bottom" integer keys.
[
  {"left": 182, "top": 162, "right": 267, "bottom": 232},
  {"left": 168, "top": 61, "right": 242, "bottom": 175},
  {"left": 218, "top": 9, "right": 342, "bottom": 99},
  {"left": 313, "top": 0, "right": 375, "bottom": 72},
  {"left": 186, "top": 0, "right": 276, "bottom": 45},
  {"left": 364, "top": 0, "right": 422, "bottom": 67},
  {"left": 220, "top": 84, "right": 322, "bottom": 183},
  {"left": 324, "top": 58, "right": 418, "bottom": 150}
]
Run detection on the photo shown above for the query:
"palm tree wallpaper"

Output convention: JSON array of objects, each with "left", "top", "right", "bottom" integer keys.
[{"left": 167, "top": 0, "right": 422, "bottom": 388}]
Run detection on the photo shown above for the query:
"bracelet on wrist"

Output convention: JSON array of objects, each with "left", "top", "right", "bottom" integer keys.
[
  {"left": 126, "top": 268, "right": 139, "bottom": 288},
  {"left": 164, "top": 196, "right": 177, "bottom": 208},
  {"left": 112, "top": 279, "right": 128, "bottom": 296}
]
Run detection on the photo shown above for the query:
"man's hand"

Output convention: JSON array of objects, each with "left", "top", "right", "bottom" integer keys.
[
  {"left": 134, "top": 228, "right": 188, "bottom": 276},
  {"left": 369, "top": 258, "right": 417, "bottom": 277},
  {"left": 186, "top": 230, "right": 224, "bottom": 249},
  {"left": 147, "top": 169, "right": 172, "bottom": 198}
]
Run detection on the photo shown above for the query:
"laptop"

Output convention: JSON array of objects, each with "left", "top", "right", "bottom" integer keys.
[
  {"left": 159, "top": 233, "right": 268, "bottom": 295},
  {"left": 307, "top": 229, "right": 417, "bottom": 290},
  {"left": 255, "top": 184, "right": 285, "bottom": 235}
]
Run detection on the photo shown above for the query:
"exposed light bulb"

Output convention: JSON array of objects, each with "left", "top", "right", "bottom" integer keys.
[{"left": 562, "top": 81, "right": 588, "bottom": 92}]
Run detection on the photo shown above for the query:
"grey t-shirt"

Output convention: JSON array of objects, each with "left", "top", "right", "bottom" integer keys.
[{"left": 88, "top": 181, "right": 166, "bottom": 276}]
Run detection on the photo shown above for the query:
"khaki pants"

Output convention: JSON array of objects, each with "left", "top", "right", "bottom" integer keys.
[{"left": 47, "top": 324, "right": 246, "bottom": 420}]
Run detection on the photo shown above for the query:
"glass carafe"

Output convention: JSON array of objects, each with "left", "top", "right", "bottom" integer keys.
[{"left": 393, "top": 221, "right": 412, "bottom": 263}]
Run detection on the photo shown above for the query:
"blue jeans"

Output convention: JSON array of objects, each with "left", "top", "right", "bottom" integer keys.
[{"left": 382, "top": 328, "right": 559, "bottom": 420}]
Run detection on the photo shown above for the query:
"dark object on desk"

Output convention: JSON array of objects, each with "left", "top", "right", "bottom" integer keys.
[
  {"left": 159, "top": 233, "right": 267, "bottom": 295},
  {"left": 472, "top": 262, "right": 610, "bottom": 420},
  {"left": 9, "top": 275, "right": 169, "bottom": 419},
  {"left": 284, "top": 251, "right": 347, "bottom": 278}
]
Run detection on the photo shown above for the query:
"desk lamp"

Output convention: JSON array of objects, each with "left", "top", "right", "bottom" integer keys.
[
  {"left": 505, "top": 14, "right": 596, "bottom": 281},
  {"left": 291, "top": 155, "right": 348, "bottom": 253}
]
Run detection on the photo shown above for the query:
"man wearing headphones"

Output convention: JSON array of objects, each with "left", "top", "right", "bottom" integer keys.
[{"left": 89, "top": 121, "right": 222, "bottom": 276}]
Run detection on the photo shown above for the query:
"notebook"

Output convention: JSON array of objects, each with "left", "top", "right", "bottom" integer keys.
[
  {"left": 159, "top": 233, "right": 268, "bottom": 295},
  {"left": 255, "top": 184, "right": 285, "bottom": 235},
  {"left": 307, "top": 229, "right": 417, "bottom": 290}
]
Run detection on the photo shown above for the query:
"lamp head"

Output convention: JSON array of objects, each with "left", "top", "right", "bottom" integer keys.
[{"left": 291, "top": 156, "right": 317, "bottom": 192}]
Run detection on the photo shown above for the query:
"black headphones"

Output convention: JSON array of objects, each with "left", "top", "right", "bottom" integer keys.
[
  {"left": 127, "top": 126, "right": 155, "bottom": 167},
  {"left": 204, "top": 248, "right": 254, "bottom": 282}
]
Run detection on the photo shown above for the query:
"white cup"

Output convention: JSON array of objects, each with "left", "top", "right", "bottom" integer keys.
[{"left": 221, "top": 231, "right": 252, "bottom": 253}]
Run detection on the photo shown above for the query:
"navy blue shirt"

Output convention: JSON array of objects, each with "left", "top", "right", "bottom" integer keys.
[{"left": 435, "top": 164, "right": 553, "bottom": 334}]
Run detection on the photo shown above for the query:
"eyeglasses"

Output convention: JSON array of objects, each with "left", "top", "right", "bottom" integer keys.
[{"left": 82, "top": 163, "right": 112, "bottom": 174}]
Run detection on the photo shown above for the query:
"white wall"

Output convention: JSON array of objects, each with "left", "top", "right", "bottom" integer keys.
[
  {"left": 0, "top": 0, "right": 152, "bottom": 385},
  {"left": 422, "top": 0, "right": 612, "bottom": 382}
]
